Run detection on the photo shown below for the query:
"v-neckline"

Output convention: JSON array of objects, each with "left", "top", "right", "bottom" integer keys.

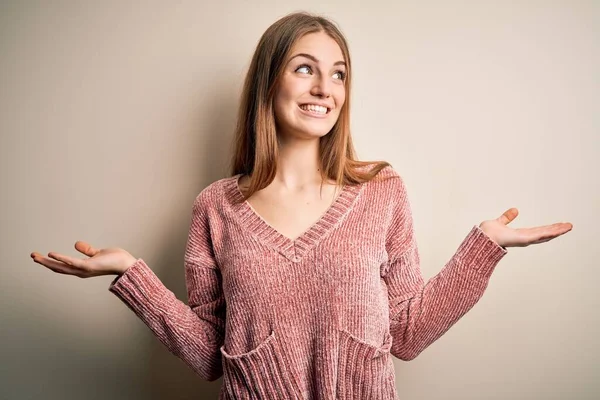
[{"left": 223, "top": 174, "right": 364, "bottom": 263}]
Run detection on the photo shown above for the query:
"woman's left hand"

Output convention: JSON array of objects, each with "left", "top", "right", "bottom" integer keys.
[{"left": 479, "top": 208, "right": 573, "bottom": 248}]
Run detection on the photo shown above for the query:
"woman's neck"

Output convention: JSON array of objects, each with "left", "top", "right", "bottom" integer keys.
[{"left": 275, "top": 138, "right": 325, "bottom": 190}]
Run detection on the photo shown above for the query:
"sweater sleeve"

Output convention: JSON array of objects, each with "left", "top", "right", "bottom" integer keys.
[
  {"left": 108, "top": 194, "right": 226, "bottom": 381},
  {"left": 382, "top": 175, "right": 507, "bottom": 361}
]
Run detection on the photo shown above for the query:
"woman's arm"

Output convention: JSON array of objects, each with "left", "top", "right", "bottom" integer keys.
[
  {"left": 382, "top": 176, "right": 507, "bottom": 361},
  {"left": 109, "top": 194, "right": 225, "bottom": 381}
]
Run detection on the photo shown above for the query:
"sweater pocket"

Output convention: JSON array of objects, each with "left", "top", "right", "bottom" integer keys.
[
  {"left": 336, "top": 329, "right": 397, "bottom": 399},
  {"left": 219, "top": 330, "right": 303, "bottom": 399}
]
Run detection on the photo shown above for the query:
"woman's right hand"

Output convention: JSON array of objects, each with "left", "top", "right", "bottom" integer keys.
[{"left": 30, "top": 241, "right": 138, "bottom": 278}]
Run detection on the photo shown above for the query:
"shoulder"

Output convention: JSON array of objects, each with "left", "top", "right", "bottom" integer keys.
[
  {"left": 363, "top": 164, "right": 404, "bottom": 188},
  {"left": 375, "top": 164, "right": 401, "bottom": 179},
  {"left": 361, "top": 164, "right": 409, "bottom": 205},
  {"left": 193, "top": 175, "right": 239, "bottom": 211},
  {"left": 352, "top": 162, "right": 401, "bottom": 179}
]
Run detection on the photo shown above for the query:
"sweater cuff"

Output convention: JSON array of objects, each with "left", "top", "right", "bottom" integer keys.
[
  {"left": 453, "top": 225, "right": 508, "bottom": 278},
  {"left": 108, "top": 258, "right": 169, "bottom": 310}
]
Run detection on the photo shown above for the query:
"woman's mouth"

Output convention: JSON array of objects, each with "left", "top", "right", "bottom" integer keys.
[{"left": 299, "top": 104, "right": 330, "bottom": 117}]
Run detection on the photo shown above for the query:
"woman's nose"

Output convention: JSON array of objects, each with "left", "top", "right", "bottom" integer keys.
[{"left": 310, "top": 75, "right": 331, "bottom": 98}]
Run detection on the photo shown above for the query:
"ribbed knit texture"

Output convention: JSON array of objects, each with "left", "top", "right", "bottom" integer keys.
[{"left": 109, "top": 166, "right": 507, "bottom": 399}]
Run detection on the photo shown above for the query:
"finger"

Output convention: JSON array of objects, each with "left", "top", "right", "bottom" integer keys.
[
  {"left": 30, "top": 251, "right": 43, "bottom": 259},
  {"left": 47, "top": 252, "right": 87, "bottom": 269},
  {"left": 531, "top": 237, "right": 553, "bottom": 245},
  {"left": 518, "top": 223, "right": 572, "bottom": 244},
  {"left": 498, "top": 208, "right": 519, "bottom": 226},
  {"left": 32, "top": 254, "right": 81, "bottom": 276},
  {"left": 74, "top": 241, "right": 99, "bottom": 257},
  {"left": 533, "top": 223, "right": 572, "bottom": 236}
]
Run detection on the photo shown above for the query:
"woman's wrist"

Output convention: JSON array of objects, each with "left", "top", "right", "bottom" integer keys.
[
  {"left": 117, "top": 255, "right": 138, "bottom": 275},
  {"left": 479, "top": 222, "right": 506, "bottom": 249}
]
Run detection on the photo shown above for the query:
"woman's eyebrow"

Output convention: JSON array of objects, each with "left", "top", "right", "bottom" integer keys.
[{"left": 289, "top": 53, "right": 346, "bottom": 67}]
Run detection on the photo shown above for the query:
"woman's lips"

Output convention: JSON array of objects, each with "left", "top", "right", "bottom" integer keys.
[{"left": 298, "top": 105, "right": 330, "bottom": 118}]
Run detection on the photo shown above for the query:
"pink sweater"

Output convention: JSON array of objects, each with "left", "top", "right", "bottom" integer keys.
[{"left": 109, "top": 166, "right": 507, "bottom": 399}]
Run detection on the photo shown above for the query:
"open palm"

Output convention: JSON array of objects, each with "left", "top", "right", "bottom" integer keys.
[
  {"left": 30, "top": 241, "right": 136, "bottom": 278},
  {"left": 479, "top": 208, "right": 573, "bottom": 248}
]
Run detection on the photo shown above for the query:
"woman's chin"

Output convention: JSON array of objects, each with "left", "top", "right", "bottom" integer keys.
[
  {"left": 277, "top": 122, "right": 335, "bottom": 141},
  {"left": 299, "top": 124, "right": 335, "bottom": 138},
  {"left": 302, "top": 130, "right": 331, "bottom": 139},
  {"left": 279, "top": 130, "right": 330, "bottom": 142}
]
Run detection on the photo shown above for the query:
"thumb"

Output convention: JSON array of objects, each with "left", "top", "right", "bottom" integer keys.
[
  {"left": 74, "top": 241, "right": 99, "bottom": 257},
  {"left": 498, "top": 208, "right": 519, "bottom": 226}
]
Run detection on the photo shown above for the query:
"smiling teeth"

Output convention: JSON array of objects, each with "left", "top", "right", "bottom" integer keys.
[{"left": 300, "top": 104, "right": 328, "bottom": 114}]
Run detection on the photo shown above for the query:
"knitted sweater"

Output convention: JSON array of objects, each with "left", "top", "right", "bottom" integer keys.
[{"left": 109, "top": 166, "right": 507, "bottom": 399}]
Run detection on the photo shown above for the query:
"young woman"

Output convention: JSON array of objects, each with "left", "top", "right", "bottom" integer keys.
[{"left": 30, "top": 12, "right": 572, "bottom": 400}]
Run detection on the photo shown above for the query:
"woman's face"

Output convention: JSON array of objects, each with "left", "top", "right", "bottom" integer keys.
[{"left": 273, "top": 31, "right": 346, "bottom": 141}]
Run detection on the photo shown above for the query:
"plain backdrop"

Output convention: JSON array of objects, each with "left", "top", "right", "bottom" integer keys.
[{"left": 1, "top": 1, "right": 598, "bottom": 399}]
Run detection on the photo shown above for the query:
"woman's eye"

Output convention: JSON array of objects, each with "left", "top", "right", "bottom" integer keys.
[
  {"left": 295, "top": 65, "right": 345, "bottom": 80},
  {"left": 333, "top": 71, "right": 346, "bottom": 80},
  {"left": 296, "top": 65, "right": 311, "bottom": 74}
]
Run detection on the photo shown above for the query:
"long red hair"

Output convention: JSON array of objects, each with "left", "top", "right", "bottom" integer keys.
[{"left": 230, "top": 11, "right": 391, "bottom": 199}]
